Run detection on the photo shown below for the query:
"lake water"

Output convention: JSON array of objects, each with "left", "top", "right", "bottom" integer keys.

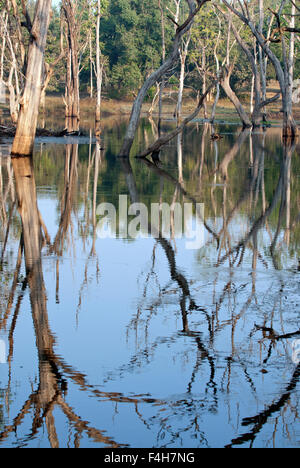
[{"left": 0, "top": 118, "right": 299, "bottom": 448}]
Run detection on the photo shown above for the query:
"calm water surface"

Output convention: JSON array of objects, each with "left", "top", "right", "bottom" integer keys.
[{"left": 0, "top": 118, "right": 299, "bottom": 448}]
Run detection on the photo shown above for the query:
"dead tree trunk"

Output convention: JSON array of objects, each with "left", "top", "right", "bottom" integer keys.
[
  {"left": 62, "top": 0, "right": 80, "bottom": 132},
  {"left": 119, "top": 0, "right": 211, "bottom": 157},
  {"left": 222, "top": 0, "right": 299, "bottom": 139},
  {"left": 11, "top": 0, "right": 52, "bottom": 157}
]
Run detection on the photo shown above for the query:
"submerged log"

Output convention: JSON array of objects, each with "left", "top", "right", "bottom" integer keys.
[{"left": 0, "top": 124, "right": 82, "bottom": 138}]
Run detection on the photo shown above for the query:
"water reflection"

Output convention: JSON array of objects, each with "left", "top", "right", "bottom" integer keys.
[{"left": 0, "top": 121, "right": 299, "bottom": 447}]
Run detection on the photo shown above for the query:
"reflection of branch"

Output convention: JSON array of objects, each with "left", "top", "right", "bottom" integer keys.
[
  {"left": 136, "top": 83, "right": 215, "bottom": 159},
  {"left": 254, "top": 324, "right": 300, "bottom": 342},
  {"left": 120, "top": 155, "right": 217, "bottom": 412},
  {"left": 226, "top": 362, "right": 300, "bottom": 448},
  {"left": 215, "top": 129, "right": 250, "bottom": 179},
  {"left": 139, "top": 157, "right": 220, "bottom": 245},
  {"left": 57, "top": 396, "right": 123, "bottom": 448},
  {"left": 0, "top": 234, "right": 24, "bottom": 330},
  {"left": 5, "top": 154, "right": 126, "bottom": 448},
  {"left": 217, "top": 153, "right": 287, "bottom": 267},
  {"left": 0, "top": 200, "right": 16, "bottom": 267},
  {"left": 51, "top": 144, "right": 78, "bottom": 256}
]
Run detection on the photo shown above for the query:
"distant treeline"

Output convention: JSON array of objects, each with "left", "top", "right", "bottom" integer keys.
[{"left": 41, "top": 0, "right": 298, "bottom": 100}]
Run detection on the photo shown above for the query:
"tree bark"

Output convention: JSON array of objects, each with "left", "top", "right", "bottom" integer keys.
[{"left": 11, "top": 0, "right": 52, "bottom": 156}]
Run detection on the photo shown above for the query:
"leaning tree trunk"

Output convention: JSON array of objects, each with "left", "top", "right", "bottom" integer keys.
[
  {"left": 220, "top": 66, "right": 252, "bottom": 128},
  {"left": 11, "top": 1, "right": 52, "bottom": 156},
  {"left": 119, "top": 0, "right": 211, "bottom": 157}
]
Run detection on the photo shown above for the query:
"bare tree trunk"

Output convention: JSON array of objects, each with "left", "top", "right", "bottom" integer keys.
[
  {"left": 11, "top": 0, "right": 52, "bottom": 157},
  {"left": 7, "top": 67, "right": 19, "bottom": 124},
  {"left": 202, "top": 46, "right": 208, "bottom": 119},
  {"left": 95, "top": 0, "right": 103, "bottom": 124},
  {"left": 0, "top": 11, "right": 22, "bottom": 124},
  {"left": 62, "top": 0, "right": 80, "bottom": 132},
  {"left": 89, "top": 32, "right": 93, "bottom": 98},
  {"left": 119, "top": 0, "right": 211, "bottom": 157}
]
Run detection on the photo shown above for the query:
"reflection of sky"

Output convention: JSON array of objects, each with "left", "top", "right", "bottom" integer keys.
[{"left": 1, "top": 130, "right": 300, "bottom": 448}]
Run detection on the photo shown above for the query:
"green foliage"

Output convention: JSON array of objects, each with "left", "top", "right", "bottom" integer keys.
[{"left": 110, "top": 63, "right": 142, "bottom": 97}]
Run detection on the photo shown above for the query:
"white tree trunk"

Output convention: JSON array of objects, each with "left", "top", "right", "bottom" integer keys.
[{"left": 11, "top": 0, "right": 52, "bottom": 156}]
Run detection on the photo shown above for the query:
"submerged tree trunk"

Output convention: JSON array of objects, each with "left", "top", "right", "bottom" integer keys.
[{"left": 11, "top": 1, "right": 52, "bottom": 156}]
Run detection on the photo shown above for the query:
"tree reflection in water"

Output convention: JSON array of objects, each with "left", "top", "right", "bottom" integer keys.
[{"left": 0, "top": 123, "right": 299, "bottom": 448}]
